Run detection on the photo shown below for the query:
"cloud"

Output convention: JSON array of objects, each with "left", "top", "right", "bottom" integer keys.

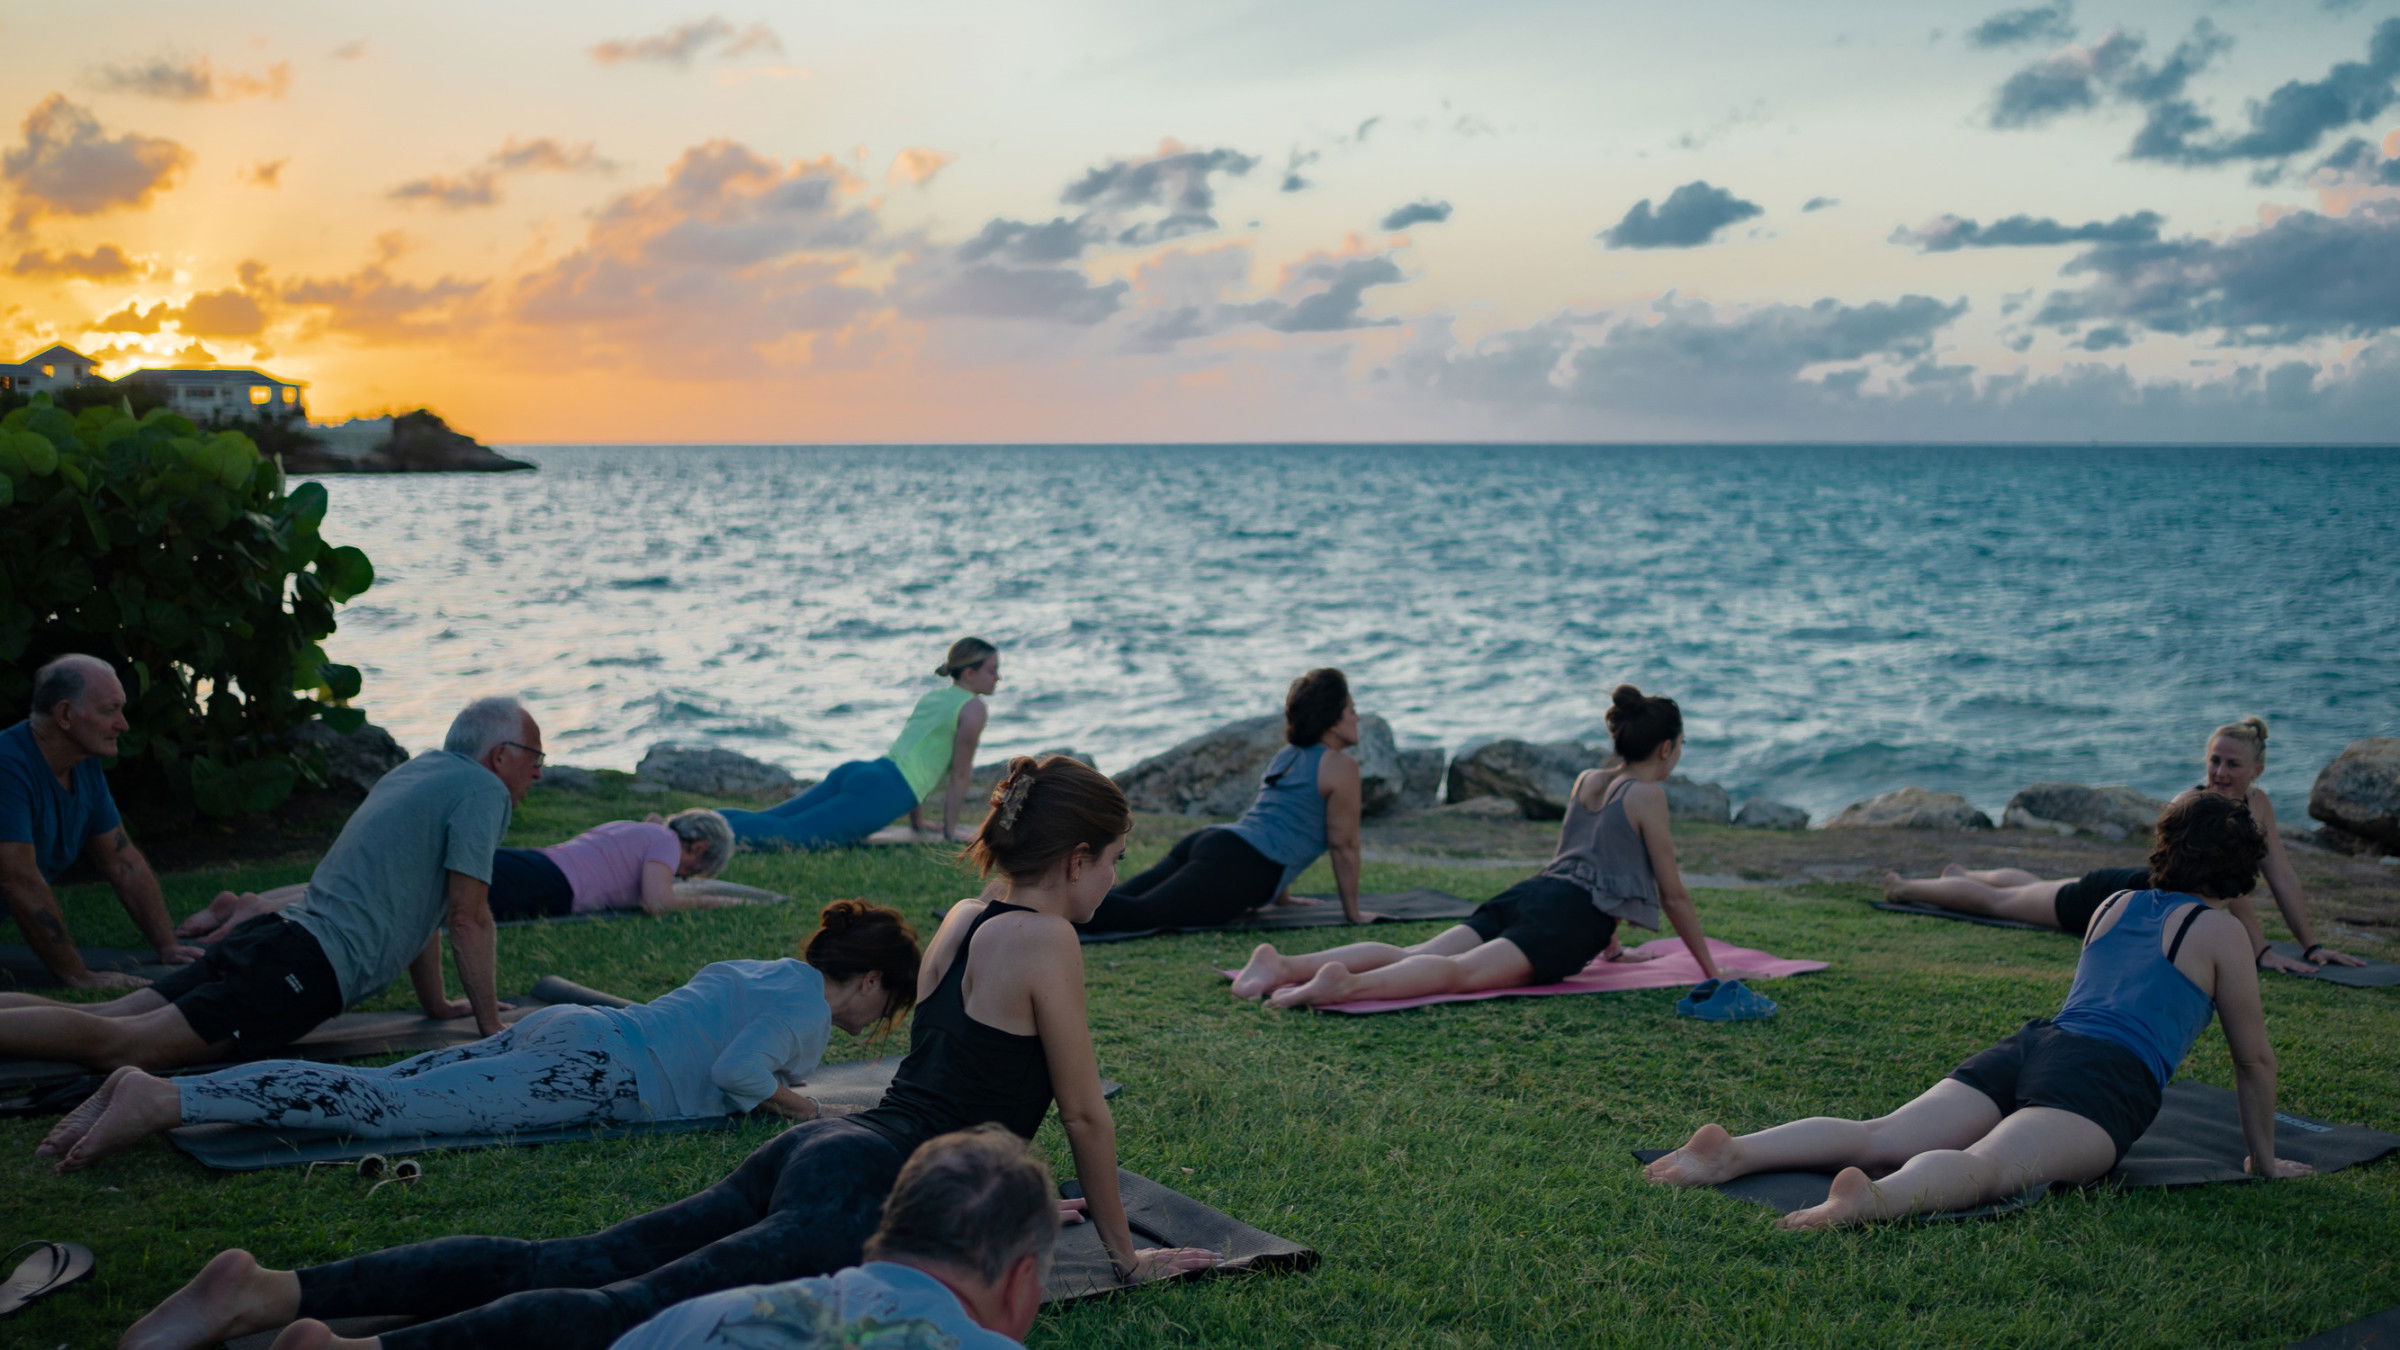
[
  {"left": 889, "top": 147, "right": 953, "bottom": 187},
  {"left": 590, "top": 17, "right": 783, "bottom": 67},
  {"left": 1378, "top": 199, "right": 1452, "bottom": 231},
  {"left": 243, "top": 158, "right": 287, "bottom": 187},
  {"left": 1966, "top": 2, "right": 2075, "bottom": 50},
  {"left": 2312, "top": 135, "right": 2400, "bottom": 185},
  {"left": 2, "top": 95, "right": 191, "bottom": 228},
  {"left": 1801, "top": 196, "right": 1840, "bottom": 212},
  {"left": 1279, "top": 147, "right": 1318, "bottom": 193},
  {"left": 2078, "top": 325, "right": 2133, "bottom": 350},
  {"left": 390, "top": 136, "right": 615, "bottom": 208},
  {"left": 11, "top": 243, "right": 137, "bottom": 279},
  {"left": 956, "top": 217, "right": 1094, "bottom": 265},
  {"left": 1060, "top": 144, "right": 1257, "bottom": 244},
  {"left": 901, "top": 263, "right": 1126, "bottom": 325},
  {"left": 1988, "top": 28, "right": 2145, "bottom": 128},
  {"left": 168, "top": 339, "right": 216, "bottom": 365},
  {"left": 91, "top": 56, "right": 290, "bottom": 101},
  {"left": 389, "top": 171, "right": 498, "bottom": 208},
  {"left": 2130, "top": 17, "right": 2400, "bottom": 167},
  {"left": 1893, "top": 209, "right": 2162, "bottom": 251},
  {"left": 280, "top": 257, "right": 484, "bottom": 342},
  {"left": 1599, "top": 180, "right": 1763, "bottom": 249},
  {"left": 1264, "top": 253, "right": 1405, "bottom": 332},
  {"left": 488, "top": 138, "right": 613, "bottom": 173},
  {"left": 175, "top": 288, "right": 267, "bottom": 338},
  {"left": 2035, "top": 198, "right": 2400, "bottom": 343},
  {"left": 93, "top": 299, "right": 169, "bottom": 331}
]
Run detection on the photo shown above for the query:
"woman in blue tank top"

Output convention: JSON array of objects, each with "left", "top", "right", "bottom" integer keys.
[
  {"left": 1083, "top": 668, "right": 1367, "bottom": 933},
  {"left": 1646, "top": 794, "right": 2314, "bottom": 1228}
]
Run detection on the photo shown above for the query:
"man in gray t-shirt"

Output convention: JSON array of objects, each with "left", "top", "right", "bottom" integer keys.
[{"left": 0, "top": 698, "right": 543, "bottom": 1073}]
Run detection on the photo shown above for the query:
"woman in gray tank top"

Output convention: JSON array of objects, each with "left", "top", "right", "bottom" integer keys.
[{"left": 1234, "top": 685, "right": 1748, "bottom": 1007}]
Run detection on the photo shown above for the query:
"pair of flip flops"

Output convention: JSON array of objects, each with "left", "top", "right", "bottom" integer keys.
[
  {"left": 1677, "top": 978, "right": 1778, "bottom": 1021},
  {"left": 2, "top": 1241, "right": 93, "bottom": 1317},
  {"left": 306, "top": 1153, "right": 423, "bottom": 1197}
]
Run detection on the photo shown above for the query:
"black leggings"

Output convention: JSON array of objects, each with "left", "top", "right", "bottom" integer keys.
[
  {"left": 295, "top": 1118, "right": 907, "bottom": 1350},
  {"left": 1081, "top": 826, "right": 1287, "bottom": 932},
  {"left": 487, "top": 847, "right": 574, "bottom": 921}
]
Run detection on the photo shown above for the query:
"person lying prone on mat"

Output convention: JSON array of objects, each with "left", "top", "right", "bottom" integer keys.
[
  {"left": 179, "top": 810, "right": 743, "bottom": 936},
  {"left": 1880, "top": 716, "right": 2364, "bottom": 973},
  {"left": 37, "top": 900, "right": 919, "bottom": 1173},
  {"left": 1233, "top": 684, "right": 1753, "bottom": 1008},
  {"left": 609, "top": 1125, "right": 1056, "bottom": 1350},
  {"left": 119, "top": 757, "right": 1216, "bottom": 1350},
  {"left": 1648, "top": 792, "right": 2310, "bottom": 1228},
  {"left": 0, "top": 697, "right": 537, "bottom": 1073},
  {"left": 1082, "top": 666, "right": 1370, "bottom": 933}
]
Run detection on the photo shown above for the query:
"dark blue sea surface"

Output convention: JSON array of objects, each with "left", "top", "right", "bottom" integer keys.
[{"left": 314, "top": 443, "right": 2400, "bottom": 821}]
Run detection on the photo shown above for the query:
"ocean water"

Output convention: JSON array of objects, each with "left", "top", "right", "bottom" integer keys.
[{"left": 311, "top": 444, "right": 2400, "bottom": 822}]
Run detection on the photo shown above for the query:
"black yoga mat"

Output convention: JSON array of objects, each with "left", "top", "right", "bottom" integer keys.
[
  {"left": 2264, "top": 943, "right": 2400, "bottom": 989},
  {"left": 1048, "top": 1169, "right": 1319, "bottom": 1301},
  {"left": 1868, "top": 900, "right": 2053, "bottom": 932},
  {"left": 1635, "top": 1080, "right": 2400, "bottom": 1219},
  {"left": 0, "top": 975, "right": 635, "bottom": 1119},
  {"left": 1076, "top": 888, "right": 1476, "bottom": 945},
  {"left": 2291, "top": 1307, "right": 2400, "bottom": 1349},
  {"left": 0, "top": 944, "right": 178, "bottom": 989}
]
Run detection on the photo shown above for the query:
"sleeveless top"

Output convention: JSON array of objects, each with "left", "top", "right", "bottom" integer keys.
[
  {"left": 885, "top": 685, "right": 974, "bottom": 798},
  {"left": 853, "top": 900, "right": 1054, "bottom": 1154},
  {"left": 1540, "top": 775, "right": 1662, "bottom": 930},
  {"left": 1225, "top": 744, "right": 1331, "bottom": 893},
  {"left": 2050, "top": 889, "right": 2218, "bottom": 1088}
]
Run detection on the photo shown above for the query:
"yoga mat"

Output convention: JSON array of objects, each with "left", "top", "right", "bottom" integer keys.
[
  {"left": 1047, "top": 1170, "right": 1319, "bottom": 1302},
  {"left": 2265, "top": 943, "right": 2400, "bottom": 989},
  {"left": 0, "top": 944, "right": 178, "bottom": 990},
  {"left": 1078, "top": 888, "right": 1477, "bottom": 944},
  {"left": 1634, "top": 1079, "right": 2400, "bottom": 1220},
  {"left": 0, "top": 975, "right": 635, "bottom": 1119},
  {"left": 488, "top": 880, "right": 798, "bottom": 929},
  {"left": 2291, "top": 1307, "right": 2400, "bottom": 1349},
  {"left": 1223, "top": 936, "right": 1826, "bottom": 1015},
  {"left": 1869, "top": 900, "right": 2053, "bottom": 932}
]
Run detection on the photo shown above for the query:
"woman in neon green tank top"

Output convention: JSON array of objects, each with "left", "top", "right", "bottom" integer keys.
[{"left": 720, "top": 639, "right": 998, "bottom": 849}]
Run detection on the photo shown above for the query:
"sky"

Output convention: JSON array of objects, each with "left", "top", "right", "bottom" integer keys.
[{"left": 3, "top": 1, "right": 2397, "bottom": 443}]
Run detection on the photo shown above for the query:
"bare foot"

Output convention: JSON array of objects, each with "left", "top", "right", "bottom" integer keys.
[
  {"left": 122, "top": 1249, "right": 299, "bottom": 1350},
  {"left": 1266, "top": 963, "right": 1355, "bottom": 1009},
  {"left": 1643, "top": 1123, "right": 1740, "bottom": 1187},
  {"left": 268, "top": 1318, "right": 381, "bottom": 1350},
  {"left": 1939, "top": 863, "right": 1967, "bottom": 878},
  {"left": 1777, "top": 1167, "right": 1877, "bottom": 1230},
  {"left": 1229, "top": 945, "right": 1290, "bottom": 1000},
  {"left": 176, "top": 892, "right": 237, "bottom": 939},
  {"left": 38, "top": 1064, "right": 134, "bottom": 1159},
  {"left": 66, "top": 969, "right": 151, "bottom": 992},
  {"left": 1881, "top": 872, "right": 1908, "bottom": 901},
  {"left": 59, "top": 1068, "right": 181, "bottom": 1171}
]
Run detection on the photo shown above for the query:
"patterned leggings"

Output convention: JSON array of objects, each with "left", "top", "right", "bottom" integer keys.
[{"left": 179, "top": 1005, "right": 645, "bottom": 1138}]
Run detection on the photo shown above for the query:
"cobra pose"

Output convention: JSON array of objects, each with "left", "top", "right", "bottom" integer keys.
[
  {"left": 719, "top": 638, "right": 998, "bottom": 849},
  {"left": 121, "top": 756, "right": 1217, "bottom": 1350},
  {"left": 1652, "top": 793, "right": 2311, "bottom": 1228},
  {"left": 1881, "top": 717, "right": 2364, "bottom": 973},
  {"left": 38, "top": 901, "right": 916, "bottom": 1173},
  {"left": 1082, "top": 667, "right": 1368, "bottom": 932},
  {"left": 1233, "top": 685, "right": 1742, "bottom": 1008}
]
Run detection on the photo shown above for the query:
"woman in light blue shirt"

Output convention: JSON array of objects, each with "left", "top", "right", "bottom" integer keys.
[{"left": 39, "top": 902, "right": 922, "bottom": 1172}]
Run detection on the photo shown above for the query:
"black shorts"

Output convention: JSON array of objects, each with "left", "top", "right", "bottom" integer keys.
[
  {"left": 2053, "top": 866, "right": 2150, "bottom": 937},
  {"left": 148, "top": 914, "right": 344, "bottom": 1053},
  {"left": 489, "top": 847, "right": 574, "bottom": 920},
  {"left": 1948, "top": 1018, "right": 2163, "bottom": 1162},
  {"left": 1462, "top": 875, "right": 1619, "bottom": 985}
]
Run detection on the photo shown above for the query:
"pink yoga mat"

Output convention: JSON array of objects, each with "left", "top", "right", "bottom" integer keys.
[{"left": 1219, "top": 937, "right": 1828, "bottom": 1014}]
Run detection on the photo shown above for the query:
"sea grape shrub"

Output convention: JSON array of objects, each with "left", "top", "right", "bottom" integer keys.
[{"left": 0, "top": 393, "right": 375, "bottom": 821}]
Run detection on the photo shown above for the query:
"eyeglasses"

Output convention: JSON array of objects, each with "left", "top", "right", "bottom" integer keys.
[{"left": 502, "top": 741, "right": 547, "bottom": 765}]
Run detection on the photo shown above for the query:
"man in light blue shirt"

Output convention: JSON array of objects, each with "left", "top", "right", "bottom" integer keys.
[{"left": 610, "top": 1125, "right": 1057, "bottom": 1350}]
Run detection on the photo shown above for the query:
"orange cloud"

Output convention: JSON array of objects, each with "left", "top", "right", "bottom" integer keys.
[
  {"left": 889, "top": 147, "right": 954, "bottom": 187},
  {"left": 92, "top": 56, "right": 290, "bottom": 101},
  {"left": 2, "top": 95, "right": 190, "bottom": 228},
  {"left": 242, "top": 157, "right": 287, "bottom": 187},
  {"left": 591, "top": 17, "right": 782, "bottom": 67},
  {"left": 11, "top": 242, "right": 140, "bottom": 279}
]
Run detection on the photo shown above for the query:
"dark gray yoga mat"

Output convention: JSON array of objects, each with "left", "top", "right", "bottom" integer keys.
[
  {"left": 0, "top": 975, "right": 635, "bottom": 1118},
  {"left": 1048, "top": 1169, "right": 1318, "bottom": 1301},
  {"left": 1636, "top": 1080, "right": 2400, "bottom": 1219},
  {"left": 1076, "top": 888, "right": 1476, "bottom": 945},
  {"left": 1868, "top": 900, "right": 2053, "bottom": 932},
  {"left": 2265, "top": 943, "right": 2400, "bottom": 989},
  {"left": 2291, "top": 1307, "right": 2400, "bottom": 1349},
  {"left": 0, "top": 944, "right": 177, "bottom": 989}
]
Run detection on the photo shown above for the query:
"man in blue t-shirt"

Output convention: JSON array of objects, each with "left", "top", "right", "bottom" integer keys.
[{"left": 0, "top": 655, "right": 198, "bottom": 991}]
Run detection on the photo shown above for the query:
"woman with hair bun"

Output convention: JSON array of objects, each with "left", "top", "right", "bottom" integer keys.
[
  {"left": 44, "top": 900, "right": 922, "bottom": 1172},
  {"left": 1881, "top": 717, "right": 2363, "bottom": 972},
  {"left": 121, "top": 758, "right": 1215, "bottom": 1350},
  {"left": 1652, "top": 793, "right": 2313, "bottom": 1228},
  {"left": 1233, "top": 685, "right": 1748, "bottom": 1010},
  {"left": 719, "top": 637, "right": 999, "bottom": 850},
  {"left": 1083, "top": 667, "right": 1370, "bottom": 933}
]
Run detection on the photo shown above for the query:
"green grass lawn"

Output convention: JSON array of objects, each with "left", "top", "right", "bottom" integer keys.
[{"left": 7, "top": 783, "right": 2396, "bottom": 1349}]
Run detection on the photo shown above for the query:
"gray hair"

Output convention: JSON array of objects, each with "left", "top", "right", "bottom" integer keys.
[
  {"left": 443, "top": 696, "right": 530, "bottom": 761},
  {"left": 865, "top": 1125, "right": 1057, "bottom": 1284},
  {"left": 664, "top": 809, "right": 734, "bottom": 877},
  {"left": 30, "top": 654, "right": 111, "bottom": 720}
]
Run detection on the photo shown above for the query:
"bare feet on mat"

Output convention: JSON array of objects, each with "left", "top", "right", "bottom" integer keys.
[
  {"left": 58, "top": 1068, "right": 180, "bottom": 1171},
  {"left": 1881, "top": 871, "right": 1907, "bottom": 901},
  {"left": 268, "top": 1320, "right": 381, "bottom": 1350},
  {"left": 175, "top": 892, "right": 235, "bottom": 939},
  {"left": 67, "top": 969, "right": 150, "bottom": 992},
  {"left": 1229, "top": 944, "right": 1289, "bottom": 1000},
  {"left": 1643, "top": 1123, "right": 1740, "bottom": 1186},
  {"left": 1265, "top": 963, "right": 1355, "bottom": 1009},
  {"left": 1777, "top": 1167, "right": 1875, "bottom": 1230},
  {"left": 38, "top": 1064, "right": 132, "bottom": 1159},
  {"left": 122, "top": 1249, "right": 299, "bottom": 1350},
  {"left": 1940, "top": 863, "right": 1967, "bottom": 878}
]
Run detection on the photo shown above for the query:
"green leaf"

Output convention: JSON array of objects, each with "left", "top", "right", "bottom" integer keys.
[
  {"left": 318, "top": 661, "right": 363, "bottom": 700},
  {"left": 282, "top": 480, "right": 329, "bottom": 533},
  {"left": 315, "top": 545, "right": 374, "bottom": 600},
  {"left": 319, "top": 704, "right": 367, "bottom": 734}
]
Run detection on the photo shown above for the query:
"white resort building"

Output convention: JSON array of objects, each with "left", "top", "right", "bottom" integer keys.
[
  {"left": 0, "top": 344, "right": 99, "bottom": 393},
  {"left": 114, "top": 365, "right": 307, "bottom": 421}
]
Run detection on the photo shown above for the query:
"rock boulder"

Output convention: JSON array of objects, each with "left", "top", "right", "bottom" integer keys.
[
  {"left": 2310, "top": 739, "right": 2400, "bottom": 856},
  {"left": 2001, "top": 782, "right": 2167, "bottom": 840},
  {"left": 1663, "top": 775, "right": 1731, "bottom": 824},
  {"left": 1825, "top": 787, "right": 1993, "bottom": 831},
  {"left": 1397, "top": 748, "right": 1447, "bottom": 811},
  {"left": 1734, "top": 797, "right": 1808, "bottom": 830},
  {"left": 535, "top": 764, "right": 602, "bottom": 792},
  {"left": 968, "top": 749, "right": 1098, "bottom": 801},
  {"left": 1444, "top": 739, "right": 1598, "bottom": 820},
  {"left": 1113, "top": 715, "right": 1406, "bottom": 818},
  {"left": 294, "top": 719, "right": 408, "bottom": 796},
  {"left": 635, "top": 742, "right": 800, "bottom": 799}
]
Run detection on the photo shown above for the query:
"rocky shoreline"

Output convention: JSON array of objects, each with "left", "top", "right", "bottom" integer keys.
[{"left": 282, "top": 410, "right": 534, "bottom": 474}]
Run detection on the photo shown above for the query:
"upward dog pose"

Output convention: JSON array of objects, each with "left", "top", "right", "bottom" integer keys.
[
  {"left": 719, "top": 637, "right": 997, "bottom": 850},
  {"left": 1234, "top": 685, "right": 1738, "bottom": 1008},
  {"left": 1650, "top": 793, "right": 2310, "bottom": 1228},
  {"left": 1882, "top": 718, "right": 2363, "bottom": 974},
  {"left": 38, "top": 901, "right": 918, "bottom": 1173},
  {"left": 124, "top": 756, "right": 1216, "bottom": 1350},
  {"left": 1083, "top": 667, "right": 1368, "bottom": 932}
]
